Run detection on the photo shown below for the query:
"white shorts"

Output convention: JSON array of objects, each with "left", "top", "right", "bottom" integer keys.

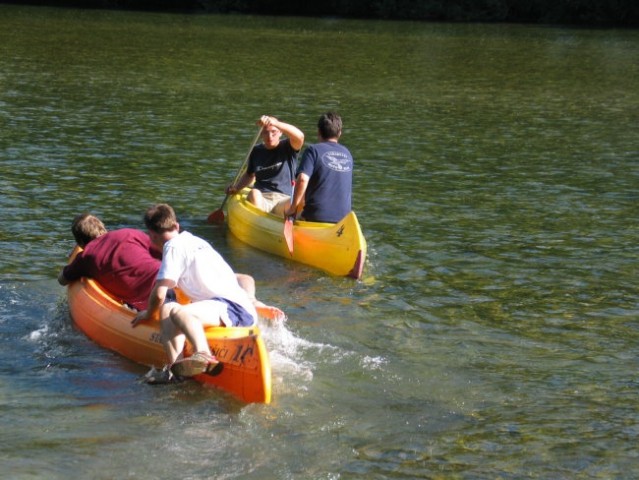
[
  {"left": 168, "top": 299, "right": 255, "bottom": 327},
  {"left": 261, "top": 191, "right": 290, "bottom": 212}
]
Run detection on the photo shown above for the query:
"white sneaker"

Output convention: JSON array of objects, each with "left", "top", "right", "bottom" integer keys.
[{"left": 171, "top": 352, "right": 219, "bottom": 377}]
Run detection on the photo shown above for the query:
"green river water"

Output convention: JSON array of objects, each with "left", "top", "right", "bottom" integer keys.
[{"left": 1, "top": 4, "right": 638, "bottom": 479}]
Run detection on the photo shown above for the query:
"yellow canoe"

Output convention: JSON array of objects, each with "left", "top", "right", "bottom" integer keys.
[
  {"left": 66, "top": 275, "right": 272, "bottom": 404},
  {"left": 227, "top": 190, "right": 367, "bottom": 279}
]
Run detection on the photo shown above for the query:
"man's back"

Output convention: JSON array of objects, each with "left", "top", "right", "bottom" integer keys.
[
  {"left": 158, "top": 230, "right": 256, "bottom": 318},
  {"left": 63, "top": 228, "right": 161, "bottom": 310},
  {"left": 298, "top": 141, "right": 353, "bottom": 223}
]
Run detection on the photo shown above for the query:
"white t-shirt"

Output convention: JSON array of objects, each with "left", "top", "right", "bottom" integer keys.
[{"left": 157, "top": 231, "right": 257, "bottom": 321}]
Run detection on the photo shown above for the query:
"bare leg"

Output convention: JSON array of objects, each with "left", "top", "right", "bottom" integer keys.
[
  {"left": 161, "top": 316, "right": 185, "bottom": 364},
  {"left": 236, "top": 273, "right": 256, "bottom": 302},
  {"left": 168, "top": 303, "right": 215, "bottom": 356},
  {"left": 247, "top": 188, "right": 266, "bottom": 211},
  {"left": 163, "top": 301, "right": 226, "bottom": 377},
  {"left": 160, "top": 303, "right": 186, "bottom": 364},
  {"left": 235, "top": 273, "right": 286, "bottom": 323}
]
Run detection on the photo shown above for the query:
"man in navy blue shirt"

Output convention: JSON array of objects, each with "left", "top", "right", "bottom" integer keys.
[
  {"left": 227, "top": 115, "right": 304, "bottom": 216},
  {"left": 285, "top": 112, "right": 353, "bottom": 223}
]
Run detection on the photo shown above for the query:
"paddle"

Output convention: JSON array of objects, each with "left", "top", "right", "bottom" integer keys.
[
  {"left": 283, "top": 158, "right": 297, "bottom": 255},
  {"left": 207, "top": 126, "right": 263, "bottom": 224},
  {"left": 284, "top": 182, "right": 295, "bottom": 255}
]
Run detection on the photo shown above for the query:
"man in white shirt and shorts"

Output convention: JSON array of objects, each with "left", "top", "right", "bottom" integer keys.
[{"left": 132, "top": 203, "right": 258, "bottom": 383}]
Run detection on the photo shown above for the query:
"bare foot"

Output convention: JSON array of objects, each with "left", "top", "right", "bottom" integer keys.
[{"left": 255, "top": 302, "right": 286, "bottom": 323}]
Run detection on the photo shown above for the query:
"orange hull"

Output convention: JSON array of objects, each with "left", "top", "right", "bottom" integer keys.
[{"left": 67, "top": 277, "right": 272, "bottom": 404}]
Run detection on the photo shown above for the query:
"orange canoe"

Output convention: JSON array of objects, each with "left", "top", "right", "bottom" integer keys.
[{"left": 66, "top": 276, "right": 272, "bottom": 404}]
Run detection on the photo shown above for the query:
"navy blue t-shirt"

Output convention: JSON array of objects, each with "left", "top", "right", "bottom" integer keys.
[
  {"left": 248, "top": 138, "right": 298, "bottom": 195},
  {"left": 297, "top": 141, "right": 353, "bottom": 223}
]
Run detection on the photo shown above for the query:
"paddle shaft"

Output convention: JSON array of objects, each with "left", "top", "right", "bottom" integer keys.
[
  {"left": 283, "top": 160, "right": 296, "bottom": 254},
  {"left": 208, "top": 126, "right": 263, "bottom": 224},
  {"left": 231, "top": 126, "right": 263, "bottom": 188}
]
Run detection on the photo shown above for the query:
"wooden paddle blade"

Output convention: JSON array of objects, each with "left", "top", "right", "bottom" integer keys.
[
  {"left": 207, "top": 209, "right": 225, "bottom": 225},
  {"left": 284, "top": 217, "right": 294, "bottom": 255},
  {"left": 208, "top": 194, "right": 230, "bottom": 225}
]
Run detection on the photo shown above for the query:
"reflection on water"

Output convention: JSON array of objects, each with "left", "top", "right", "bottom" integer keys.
[{"left": 1, "top": 4, "right": 638, "bottom": 478}]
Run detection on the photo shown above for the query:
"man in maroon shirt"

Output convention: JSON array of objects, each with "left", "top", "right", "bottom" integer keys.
[{"left": 58, "top": 214, "right": 162, "bottom": 311}]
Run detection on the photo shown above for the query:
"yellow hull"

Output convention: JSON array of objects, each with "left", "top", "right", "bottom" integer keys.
[
  {"left": 67, "top": 277, "right": 272, "bottom": 404},
  {"left": 227, "top": 190, "right": 367, "bottom": 279}
]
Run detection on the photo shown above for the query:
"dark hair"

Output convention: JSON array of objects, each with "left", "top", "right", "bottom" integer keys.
[
  {"left": 317, "top": 112, "right": 342, "bottom": 140},
  {"left": 71, "top": 213, "right": 107, "bottom": 247},
  {"left": 143, "top": 203, "right": 178, "bottom": 233}
]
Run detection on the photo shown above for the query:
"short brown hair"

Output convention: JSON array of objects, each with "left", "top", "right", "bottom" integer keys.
[
  {"left": 71, "top": 214, "right": 107, "bottom": 247},
  {"left": 143, "top": 203, "right": 178, "bottom": 233},
  {"left": 318, "top": 112, "right": 342, "bottom": 140}
]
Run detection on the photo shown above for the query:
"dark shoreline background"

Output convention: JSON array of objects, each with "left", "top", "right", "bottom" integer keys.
[{"left": 1, "top": 0, "right": 637, "bottom": 27}]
